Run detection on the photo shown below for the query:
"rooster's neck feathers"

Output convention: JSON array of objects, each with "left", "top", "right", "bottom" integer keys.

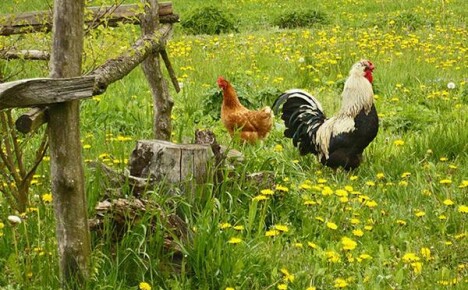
[{"left": 338, "top": 73, "right": 374, "bottom": 117}]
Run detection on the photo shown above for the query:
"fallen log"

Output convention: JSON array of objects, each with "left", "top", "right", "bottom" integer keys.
[{"left": 0, "top": 3, "right": 178, "bottom": 36}]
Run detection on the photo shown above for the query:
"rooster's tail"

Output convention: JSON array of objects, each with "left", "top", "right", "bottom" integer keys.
[{"left": 273, "top": 89, "right": 326, "bottom": 155}]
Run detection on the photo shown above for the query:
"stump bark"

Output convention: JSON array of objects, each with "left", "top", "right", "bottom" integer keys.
[{"left": 129, "top": 140, "right": 213, "bottom": 184}]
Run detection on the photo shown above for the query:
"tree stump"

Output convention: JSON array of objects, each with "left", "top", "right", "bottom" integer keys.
[{"left": 129, "top": 140, "right": 213, "bottom": 184}]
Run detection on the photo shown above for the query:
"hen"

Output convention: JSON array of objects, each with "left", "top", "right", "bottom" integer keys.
[
  {"left": 273, "top": 60, "right": 378, "bottom": 170},
  {"left": 217, "top": 76, "right": 274, "bottom": 143}
]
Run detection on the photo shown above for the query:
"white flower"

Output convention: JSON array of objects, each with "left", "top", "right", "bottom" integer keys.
[
  {"left": 298, "top": 57, "right": 305, "bottom": 63},
  {"left": 8, "top": 215, "right": 22, "bottom": 225},
  {"left": 447, "top": 82, "right": 456, "bottom": 89}
]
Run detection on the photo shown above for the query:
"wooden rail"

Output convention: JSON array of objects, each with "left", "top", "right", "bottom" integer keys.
[{"left": 0, "top": 3, "right": 178, "bottom": 36}]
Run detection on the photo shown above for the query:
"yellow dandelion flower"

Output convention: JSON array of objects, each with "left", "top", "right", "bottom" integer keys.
[
  {"left": 277, "top": 284, "right": 288, "bottom": 290},
  {"left": 253, "top": 195, "right": 269, "bottom": 201},
  {"left": 219, "top": 223, "right": 232, "bottom": 229},
  {"left": 307, "top": 241, "right": 318, "bottom": 249},
  {"left": 443, "top": 199, "right": 454, "bottom": 206},
  {"left": 300, "top": 183, "right": 313, "bottom": 190},
  {"left": 304, "top": 200, "right": 317, "bottom": 206},
  {"left": 439, "top": 179, "right": 452, "bottom": 184},
  {"left": 233, "top": 225, "right": 244, "bottom": 231},
  {"left": 41, "top": 193, "right": 53, "bottom": 203},
  {"left": 401, "top": 172, "right": 411, "bottom": 178},
  {"left": 322, "top": 186, "right": 334, "bottom": 196},
  {"left": 415, "top": 210, "right": 426, "bottom": 217},
  {"left": 352, "top": 229, "right": 364, "bottom": 237},
  {"left": 402, "top": 253, "right": 420, "bottom": 263},
  {"left": 458, "top": 205, "right": 468, "bottom": 213},
  {"left": 359, "top": 253, "right": 372, "bottom": 261},
  {"left": 365, "top": 181, "right": 375, "bottom": 186},
  {"left": 266, "top": 230, "right": 280, "bottom": 237},
  {"left": 226, "top": 287, "right": 235, "bottom": 290},
  {"left": 333, "top": 278, "right": 348, "bottom": 288},
  {"left": 458, "top": 180, "right": 468, "bottom": 188},
  {"left": 440, "top": 157, "right": 448, "bottom": 161},
  {"left": 83, "top": 144, "right": 91, "bottom": 149},
  {"left": 139, "top": 282, "right": 152, "bottom": 290},
  {"left": 364, "top": 200, "right": 378, "bottom": 208},
  {"left": 420, "top": 247, "right": 431, "bottom": 260},
  {"left": 396, "top": 219, "right": 407, "bottom": 225},
  {"left": 327, "top": 222, "right": 338, "bottom": 230},
  {"left": 364, "top": 225, "right": 373, "bottom": 231},
  {"left": 344, "top": 185, "right": 354, "bottom": 191},
  {"left": 0, "top": 222, "right": 4, "bottom": 229},
  {"left": 376, "top": 173, "right": 385, "bottom": 179},
  {"left": 275, "top": 185, "right": 289, "bottom": 192},
  {"left": 294, "top": 242, "right": 303, "bottom": 248},
  {"left": 261, "top": 189, "right": 274, "bottom": 195},
  {"left": 306, "top": 287, "right": 317, "bottom": 290},
  {"left": 274, "top": 224, "right": 289, "bottom": 232},
  {"left": 438, "top": 214, "right": 447, "bottom": 220},
  {"left": 326, "top": 251, "right": 341, "bottom": 263},
  {"left": 394, "top": 139, "right": 405, "bottom": 146},
  {"left": 274, "top": 144, "right": 283, "bottom": 152},
  {"left": 411, "top": 262, "right": 423, "bottom": 274},
  {"left": 280, "top": 268, "right": 295, "bottom": 283},
  {"left": 227, "top": 237, "right": 243, "bottom": 244},
  {"left": 317, "top": 178, "right": 327, "bottom": 184},
  {"left": 315, "top": 216, "right": 324, "bottom": 222},
  {"left": 350, "top": 175, "right": 358, "bottom": 181},
  {"left": 341, "top": 237, "right": 357, "bottom": 250},
  {"left": 350, "top": 218, "right": 360, "bottom": 224}
]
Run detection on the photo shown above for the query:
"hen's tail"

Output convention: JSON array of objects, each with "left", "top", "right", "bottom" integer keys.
[{"left": 273, "top": 89, "right": 326, "bottom": 155}]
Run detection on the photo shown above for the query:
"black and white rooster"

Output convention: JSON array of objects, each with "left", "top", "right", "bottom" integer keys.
[{"left": 273, "top": 60, "right": 378, "bottom": 170}]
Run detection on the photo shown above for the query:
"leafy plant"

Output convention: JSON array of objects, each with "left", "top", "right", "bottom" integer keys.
[
  {"left": 181, "top": 6, "right": 238, "bottom": 35},
  {"left": 272, "top": 9, "right": 328, "bottom": 29}
]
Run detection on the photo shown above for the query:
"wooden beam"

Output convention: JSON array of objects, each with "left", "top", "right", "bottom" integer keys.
[
  {"left": 15, "top": 107, "right": 48, "bottom": 133},
  {"left": 0, "top": 3, "right": 178, "bottom": 36},
  {"left": 91, "top": 23, "right": 173, "bottom": 94},
  {"left": 47, "top": 0, "right": 90, "bottom": 287},
  {"left": 0, "top": 76, "right": 95, "bottom": 110},
  {"left": 140, "top": 0, "right": 173, "bottom": 140},
  {"left": 0, "top": 49, "right": 50, "bottom": 60}
]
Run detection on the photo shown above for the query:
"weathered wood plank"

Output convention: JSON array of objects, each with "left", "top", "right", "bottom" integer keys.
[
  {"left": 15, "top": 107, "right": 48, "bottom": 133},
  {"left": 0, "top": 3, "right": 178, "bottom": 36},
  {"left": 0, "top": 76, "right": 95, "bottom": 110},
  {"left": 47, "top": 0, "right": 90, "bottom": 286},
  {"left": 91, "top": 23, "right": 173, "bottom": 94},
  {"left": 0, "top": 49, "right": 50, "bottom": 60}
]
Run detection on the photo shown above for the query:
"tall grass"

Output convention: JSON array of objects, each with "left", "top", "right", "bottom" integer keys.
[{"left": 0, "top": 0, "right": 467, "bottom": 289}]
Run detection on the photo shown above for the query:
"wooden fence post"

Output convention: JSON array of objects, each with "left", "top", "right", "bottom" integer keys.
[
  {"left": 140, "top": 0, "right": 174, "bottom": 140},
  {"left": 48, "top": 0, "right": 90, "bottom": 287}
]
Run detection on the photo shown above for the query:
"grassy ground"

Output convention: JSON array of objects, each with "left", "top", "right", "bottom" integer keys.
[{"left": 0, "top": 0, "right": 467, "bottom": 289}]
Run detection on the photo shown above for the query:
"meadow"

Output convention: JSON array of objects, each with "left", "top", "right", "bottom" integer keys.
[{"left": 0, "top": 0, "right": 467, "bottom": 289}]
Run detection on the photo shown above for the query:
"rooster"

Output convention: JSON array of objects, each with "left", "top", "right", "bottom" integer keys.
[
  {"left": 273, "top": 60, "right": 378, "bottom": 170},
  {"left": 217, "top": 76, "right": 274, "bottom": 143}
]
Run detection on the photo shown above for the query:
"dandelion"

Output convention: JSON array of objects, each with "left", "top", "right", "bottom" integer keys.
[
  {"left": 277, "top": 284, "right": 288, "bottom": 290},
  {"left": 317, "top": 178, "right": 327, "bottom": 184},
  {"left": 447, "top": 82, "right": 456, "bottom": 89},
  {"left": 307, "top": 241, "right": 318, "bottom": 249},
  {"left": 253, "top": 195, "right": 269, "bottom": 201},
  {"left": 261, "top": 189, "right": 274, "bottom": 195},
  {"left": 227, "top": 237, "right": 243, "bottom": 244},
  {"left": 306, "top": 287, "right": 316, "bottom": 290},
  {"left": 42, "top": 193, "right": 53, "bottom": 203},
  {"left": 275, "top": 185, "right": 289, "bottom": 192},
  {"left": 376, "top": 173, "right": 385, "bottom": 179},
  {"left": 233, "top": 225, "right": 244, "bottom": 231},
  {"left": 440, "top": 157, "right": 448, "bottom": 162},
  {"left": 394, "top": 139, "right": 405, "bottom": 146},
  {"left": 139, "top": 282, "right": 151, "bottom": 290},
  {"left": 402, "top": 252, "right": 420, "bottom": 263},
  {"left": 458, "top": 205, "right": 468, "bottom": 213},
  {"left": 265, "top": 230, "right": 281, "bottom": 237},
  {"left": 459, "top": 180, "right": 468, "bottom": 188},
  {"left": 401, "top": 172, "right": 411, "bottom": 178},
  {"left": 365, "top": 181, "right": 375, "bottom": 186},
  {"left": 364, "top": 200, "right": 378, "bottom": 208},
  {"left": 326, "top": 222, "right": 338, "bottom": 230},
  {"left": 439, "top": 179, "right": 452, "bottom": 184},
  {"left": 443, "top": 199, "right": 454, "bottom": 206},
  {"left": 280, "top": 268, "right": 295, "bottom": 282},
  {"left": 341, "top": 237, "right": 357, "bottom": 250},
  {"left": 322, "top": 186, "right": 334, "bottom": 195},
  {"left": 8, "top": 215, "right": 22, "bottom": 225},
  {"left": 274, "top": 224, "right": 289, "bottom": 232},
  {"left": 396, "top": 219, "right": 407, "bottom": 226},
  {"left": 415, "top": 210, "right": 426, "bottom": 217},
  {"left": 326, "top": 251, "right": 341, "bottom": 263},
  {"left": 333, "top": 278, "right": 348, "bottom": 288},
  {"left": 274, "top": 144, "right": 284, "bottom": 152},
  {"left": 420, "top": 247, "right": 431, "bottom": 260},
  {"left": 411, "top": 262, "right": 423, "bottom": 274},
  {"left": 83, "top": 144, "right": 91, "bottom": 149},
  {"left": 352, "top": 229, "right": 364, "bottom": 237},
  {"left": 358, "top": 254, "right": 372, "bottom": 261},
  {"left": 219, "top": 223, "right": 232, "bottom": 229}
]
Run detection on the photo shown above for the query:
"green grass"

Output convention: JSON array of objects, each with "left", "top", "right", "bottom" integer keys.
[{"left": 1, "top": 0, "right": 467, "bottom": 289}]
